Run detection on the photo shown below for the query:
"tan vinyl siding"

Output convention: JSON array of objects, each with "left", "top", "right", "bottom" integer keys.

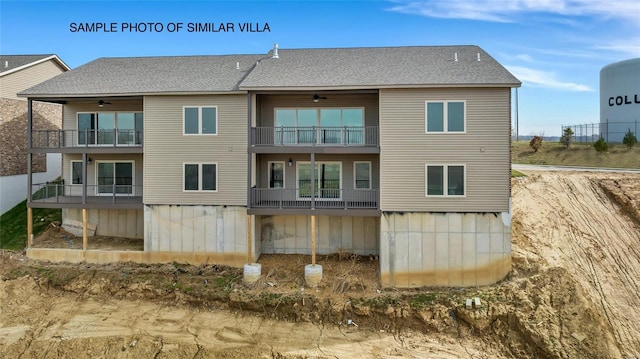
[
  {"left": 256, "top": 154, "right": 379, "bottom": 190},
  {"left": 257, "top": 93, "right": 378, "bottom": 127},
  {"left": 143, "top": 95, "right": 247, "bottom": 205},
  {"left": 63, "top": 99, "right": 144, "bottom": 129},
  {"left": 0, "top": 60, "right": 66, "bottom": 99},
  {"left": 380, "top": 88, "right": 511, "bottom": 212}
]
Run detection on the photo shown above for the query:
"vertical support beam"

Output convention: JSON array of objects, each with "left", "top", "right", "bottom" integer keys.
[
  {"left": 82, "top": 208, "right": 88, "bottom": 251},
  {"left": 310, "top": 152, "right": 315, "bottom": 209},
  {"left": 27, "top": 99, "right": 33, "bottom": 203},
  {"left": 247, "top": 91, "right": 252, "bottom": 210},
  {"left": 247, "top": 214, "right": 253, "bottom": 263},
  {"left": 311, "top": 215, "right": 316, "bottom": 265},
  {"left": 82, "top": 153, "right": 88, "bottom": 204},
  {"left": 27, "top": 207, "right": 33, "bottom": 248}
]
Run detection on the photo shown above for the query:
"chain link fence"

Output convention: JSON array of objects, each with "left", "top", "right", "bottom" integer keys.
[{"left": 561, "top": 120, "right": 639, "bottom": 143}]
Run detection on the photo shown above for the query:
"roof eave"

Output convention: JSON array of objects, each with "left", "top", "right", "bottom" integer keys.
[
  {"left": 0, "top": 55, "right": 70, "bottom": 77},
  {"left": 18, "top": 90, "right": 250, "bottom": 99},
  {"left": 240, "top": 83, "right": 522, "bottom": 91}
]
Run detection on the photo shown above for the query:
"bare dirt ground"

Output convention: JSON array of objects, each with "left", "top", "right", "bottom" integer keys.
[{"left": 1, "top": 171, "right": 639, "bottom": 358}]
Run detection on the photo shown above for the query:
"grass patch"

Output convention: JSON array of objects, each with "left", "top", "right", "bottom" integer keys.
[
  {"left": 512, "top": 140, "right": 640, "bottom": 168},
  {"left": 511, "top": 169, "right": 526, "bottom": 178},
  {"left": 1, "top": 180, "right": 63, "bottom": 250}
]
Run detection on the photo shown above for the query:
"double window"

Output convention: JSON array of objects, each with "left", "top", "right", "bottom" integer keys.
[
  {"left": 425, "top": 164, "right": 465, "bottom": 196},
  {"left": 184, "top": 163, "right": 217, "bottom": 192},
  {"left": 77, "top": 112, "right": 143, "bottom": 145},
  {"left": 184, "top": 106, "right": 217, "bottom": 135},
  {"left": 274, "top": 108, "right": 364, "bottom": 144},
  {"left": 425, "top": 101, "right": 465, "bottom": 133},
  {"left": 97, "top": 161, "right": 134, "bottom": 195}
]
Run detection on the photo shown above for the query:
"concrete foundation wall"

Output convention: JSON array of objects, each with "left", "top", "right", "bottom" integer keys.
[
  {"left": 64, "top": 208, "right": 143, "bottom": 239},
  {"left": 144, "top": 205, "right": 255, "bottom": 266},
  {"left": 380, "top": 211, "right": 511, "bottom": 288},
  {"left": 259, "top": 215, "right": 379, "bottom": 255}
]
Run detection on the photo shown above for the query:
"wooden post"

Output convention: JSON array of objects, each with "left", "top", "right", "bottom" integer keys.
[
  {"left": 311, "top": 215, "right": 316, "bottom": 265},
  {"left": 27, "top": 207, "right": 33, "bottom": 248},
  {"left": 82, "top": 208, "right": 88, "bottom": 250},
  {"left": 247, "top": 214, "right": 253, "bottom": 263}
]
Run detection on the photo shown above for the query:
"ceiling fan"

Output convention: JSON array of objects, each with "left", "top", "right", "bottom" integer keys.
[
  {"left": 97, "top": 100, "right": 112, "bottom": 107},
  {"left": 312, "top": 94, "right": 327, "bottom": 103}
]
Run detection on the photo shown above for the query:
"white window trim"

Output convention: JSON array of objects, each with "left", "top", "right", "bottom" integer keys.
[
  {"left": 425, "top": 163, "right": 466, "bottom": 197},
  {"left": 268, "top": 161, "right": 285, "bottom": 189},
  {"left": 70, "top": 160, "right": 83, "bottom": 185},
  {"left": 94, "top": 160, "right": 135, "bottom": 196},
  {"left": 353, "top": 161, "right": 372, "bottom": 190},
  {"left": 76, "top": 111, "right": 143, "bottom": 146},
  {"left": 425, "top": 100, "right": 466, "bottom": 134},
  {"left": 183, "top": 162, "right": 219, "bottom": 192},
  {"left": 295, "top": 161, "right": 342, "bottom": 200},
  {"left": 183, "top": 106, "right": 218, "bottom": 135},
  {"left": 273, "top": 107, "right": 366, "bottom": 126}
]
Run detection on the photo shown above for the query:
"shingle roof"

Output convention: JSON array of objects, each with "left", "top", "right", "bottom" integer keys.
[
  {"left": 240, "top": 46, "right": 520, "bottom": 89},
  {"left": 20, "top": 54, "right": 266, "bottom": 97},
  {"left": 0, "top": 54, "right": 68, "bottom": 74},
  {"left": 19, "top": 46, "right": 520, "bottom": 98}
]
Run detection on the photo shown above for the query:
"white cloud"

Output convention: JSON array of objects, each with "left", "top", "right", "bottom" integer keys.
[
  {"left": 593, "top": 40, "right": 640, "bottom": 58},
  {"left": 506, "top": 65, "right": 593, "bottom": 91},
  {"left": 388, "top": 0, "right": 640, "bottom": 23},
  {"left": 516, "top": 54, "right": 535, "bottom": 62}
]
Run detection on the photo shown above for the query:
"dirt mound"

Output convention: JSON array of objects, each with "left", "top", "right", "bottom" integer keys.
[{"left": 2, "top": 171, "right": 640, "bottom": 358}]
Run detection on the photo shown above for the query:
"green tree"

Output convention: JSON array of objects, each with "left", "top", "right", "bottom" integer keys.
[
  {"left": 622, "top": 128, "right": 638, "bottom": 149},
  {"left": 560, "top": 127, "right": 574, "bottom": 148},
  {"left": 593, "top": 137, "right": 608, "bottom": 153}
]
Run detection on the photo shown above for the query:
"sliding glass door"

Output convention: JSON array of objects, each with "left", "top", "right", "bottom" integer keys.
[
  {"left": 297, "top": 162, "right": 341, "bottom": 199},
  {"left": 97, "top": 162, "right": 133, "bottom": 195}
]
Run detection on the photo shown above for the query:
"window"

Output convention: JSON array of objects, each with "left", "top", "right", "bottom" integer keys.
[
  {"left": 425, "top": 164, "right": 465, "bottom": 196},
  {"left": 184, "top": 163, "right": 217, "bottom": 192},
  {"left": 184, "top": 106, "right": 217, "bottom": 135},
  {"left": 354, "top": 161, "right": 371, "bottom": 189},
  {"left": 297, "top": 162, "right": 341, "bottom": 199},
  {"left": 96, "top": 161, "right": 133, "bottom": 195},
  {"left": 71, "top": 161, "right": 83, "bottom": 185},
  {"left": 77, "top": 112, "right": 143, "bottom": 145},
  {"left": 425, "top": 101, "right": 465, "bottom": 133},
  {"left": 268, "top": 161, "right": 285, "bottom": 188},
  {"left": 274, "top": 108, "right": 364, "bottom": 144}
]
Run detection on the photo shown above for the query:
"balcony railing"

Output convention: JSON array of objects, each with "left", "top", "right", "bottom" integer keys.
[
  {"left": 251, "top": 126, "right": 378, "bottom": 147},
  {"left": 250, "top": 187, "right": 378, "bottom": 209},
  {"left": 31, "top": 129, "right": 143, "bottom": 149},
  {"left": 31, "top": 182, "right": 142, "bottom": 205}
]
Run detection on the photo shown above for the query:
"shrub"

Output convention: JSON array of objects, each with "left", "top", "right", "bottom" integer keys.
[
  {"left": 622, "top": 128, "right": 638, "bottom": 149},
  {"left": 593, "top": 137, "right": 608, "bottom": 153},
  {"left": 560, "top": 127, "right": 574, "bottom": 148},
  {"left": 529, "top": 135, "right": 543, "bottom": 152}
]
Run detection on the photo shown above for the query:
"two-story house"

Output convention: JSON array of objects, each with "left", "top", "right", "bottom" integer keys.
[{"left": 21, "top": 45, "right": 520, "bottom": 287}]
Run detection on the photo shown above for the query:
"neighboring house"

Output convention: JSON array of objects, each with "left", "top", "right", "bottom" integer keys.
[
  {"left": 0, "top": 54, "right": 69, "bottom": 214},
  {"left": 20, "top": 45, "right": 520, "bottom": 288}
]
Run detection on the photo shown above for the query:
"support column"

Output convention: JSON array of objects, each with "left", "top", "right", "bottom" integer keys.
[
  {"left": 27, "top": 99, "right": 33, "bottom": 203},
  {"left": 27, "top": 207, "right": 33, "bottom": 248},
  {"left": 247, "top": 91, "right": 252, "bottom": 210},
  {"left": 82, "top": 153, "right": 88, "bottom": 204},
  {"left": 310, "top": 152, "right": 315, "bottom": 209},
  {"left": 311, "top": 215, "right": 316, "bottom": 265},
  {"left": 82, "top": 208, "right": 88, "bottom": 250},
  {"left": 247, "top": 214, "right": 252, "bottom": 263}
]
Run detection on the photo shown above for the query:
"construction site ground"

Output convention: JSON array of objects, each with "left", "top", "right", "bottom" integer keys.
[{"left": 1, "top": 171, "right": 639, "bottom": 358}]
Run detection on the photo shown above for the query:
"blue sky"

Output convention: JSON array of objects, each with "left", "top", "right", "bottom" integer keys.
[{"left": 1, "top": 0, "right": 639, "bottom": 136}]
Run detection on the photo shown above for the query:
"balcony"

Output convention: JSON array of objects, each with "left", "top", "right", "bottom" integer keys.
[
  {"left": 250, "top": 187, "right": 379, "bottom": 216},
  {"left": 31, "top": 129, "right": 143, "bottom": 152},
  {"left": 29, "top": 182, "right": 143, "bottom": 209},
  {"left": 250, "top": 127, "right": 379, "bottom": 153}
]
